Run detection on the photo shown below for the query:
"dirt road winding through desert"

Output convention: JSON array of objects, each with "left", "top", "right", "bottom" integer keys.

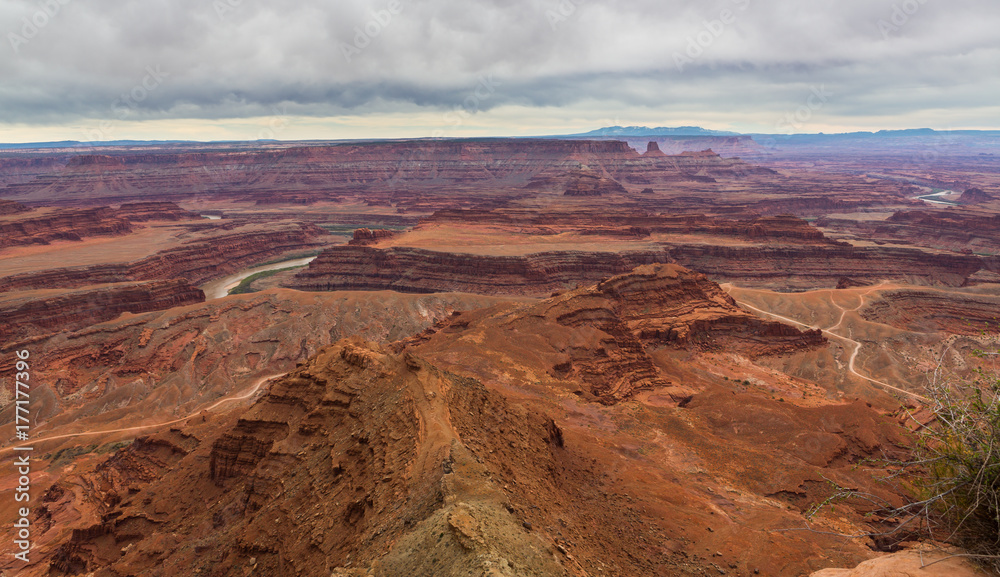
[
  {"left": 732, "top": 291, "right": 930, "bottom": 402},
  {"left": 2, "top": 372, "right": 286, "bottom": 453}
]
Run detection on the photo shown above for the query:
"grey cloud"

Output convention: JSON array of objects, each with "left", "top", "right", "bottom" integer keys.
[{"left": 0, "top": 0, "right": 998, "bottom": 130}]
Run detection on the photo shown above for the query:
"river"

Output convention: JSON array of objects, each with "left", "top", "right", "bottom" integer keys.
[
  {"left": 913, "top": 190, "right": 960, "bottom": 206},
  {"left": 201, "top": 256, "right": 318, "bottom": 300}
]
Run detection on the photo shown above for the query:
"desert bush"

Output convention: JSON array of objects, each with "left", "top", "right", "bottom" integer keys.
[{"left": 912, "top": 366, "right": 1000, "bottom": 570}]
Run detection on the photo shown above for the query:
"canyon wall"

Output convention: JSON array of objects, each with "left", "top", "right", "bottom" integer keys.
[
  {"left": 0, "top": 207, "right": 133, "bottom": 250},
  {"left": 0, "top": 140, "right": 781, "bottom": 206},
  {"left": 0, "top": 198, "right": 30, "bottom": 215},
  {"left": 861, "top": 290, "right": 1000, "bottom": 334},
  {"left": 288, "top": 242, "right": 985, "bottom": 295},
  {"left": 287, "top": 246, "right": 676, "bottom": 296},
  {"left": 0, "top": 223, "right": 329, "bottom": 291},
  {"left": 665, "top": 244, "right": 983, "bottom": 288},
  {"left": 115, "top": 201, "right": 201, "bottom": 221},
  {"left": 0, "top": 279, "right": 205, "bottom": 342}
]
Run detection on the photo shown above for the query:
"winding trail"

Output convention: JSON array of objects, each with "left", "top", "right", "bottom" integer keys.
[
  {"left": 732, "top": 288, "right": 930, "bottom": 403},
  {"left": 2, "top": 372, "right": 285, "bottom": 454}
]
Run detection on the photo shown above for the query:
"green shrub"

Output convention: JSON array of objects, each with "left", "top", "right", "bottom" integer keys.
[{"left": 914, "top": 370, "right": 1000, "bottom": 569}]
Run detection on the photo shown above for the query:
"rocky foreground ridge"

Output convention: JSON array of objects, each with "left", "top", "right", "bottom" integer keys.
[{"left": 27, "top": 265, "right": 917, "bottom": 577}]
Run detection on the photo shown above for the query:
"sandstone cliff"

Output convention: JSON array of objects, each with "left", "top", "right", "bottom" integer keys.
[
  {"left": 957, "top": 187, "right": 994, "bottom": 205},
  {"left": 347, "top": 228, "right": 398, "bottom": 246},
  {"left": 426, "top": 209, "right": 831, "bottom": 243},
  {"left": 0, "top": 280, "right": 205, "bottom": 342},
  {"left": 116, "top": 201, "right": 200, "bottom": 221},
  {"left": 287, "top": 239, "right": 984, "bottom": 295},
  {"left": 0, "top": 207, "right": 133, "bottom": 250},
  {"left": 861, "top": 290, "right": 1000, "bottom": 335},
  {"left": 287, "top": 246, "right": 675, "bottom": 296},
  {"left": 0, "top": 198, "right": 30, "bottom": 215},
  {"left": 409, "top": 263, "right": 825, "bottom": 404},
  {"left": 561, "top": 169, "right": 628, "bottom": 196},
  {"left": 818, "top": 209, "right": 1000, "bottom": 255},
  {"left": 14, "top": 263, "right": 921, "bottom": 577},
  {"left": 0, "top": 223, "right": 328, "bottom": 291},
  {"left": 665, "top": 243, "right": 983, "bottom": 288}
]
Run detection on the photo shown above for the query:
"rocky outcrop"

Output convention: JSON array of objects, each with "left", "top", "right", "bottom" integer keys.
[
  {"left": 403, "top": 264, "right": 825, "bottom": 405},
  {"left": 532, "top": 264, "right": 825, "bottom": 402},
  {"left": 0, "top": 290, "right": 504, "bottom": 422},
  {"left": 957, "top": 187, "right": 994, "bottom": 205},
  {"left": 0, "top": 279, "right": 205, "bottom": 342},
  {"left": 665, "top": 244, "right": 984, "bottom": 288},
  {"left": 861, "top": 290, "right": 1000, "bottom": 335},
  {"left": 0, "top": 223, "right": 328, "bottom": 291},
  {"left": 348, "top": 228, "right": 398, "bottom": 246},
  {"left": 819, "top": 209, "right": 1000, "bottom": 255},
  {"left": 837, "top": 277, "right": 872, "bottom": 289},
  {"left": 596, "top": 264, "right": 825, "bottom": 353},
  {"left": 810, "top": 546, "right": 985, "bottom": 577},
  {"left": 0, "top": 207, "right": 133, "bottom": 250},
  {"left": 643, "top": 141, "right": 666, "bottom": 157},
  {"left": 286, "top": 246, "right": 675, "bottom": 296},
  {"left": 0, "top": 202, "right": 198, "bottom": 252},
  {"left": 116, "top": 201, "right": 200, "bottom": 221},
  {"left": 426, "top": 209, "right": 831, "bottom": 243},
  {"left": 562, "top": 169, "right": 628, "bottom": 196},
  {"left": 23, "top": 288, "right": 907, "bottom": 577},
  {"left": 287, "top": 235, "right": 982, "bottom": 295},
  {"left": 0, "top": 198, "right": 30, "bottom": 215}
]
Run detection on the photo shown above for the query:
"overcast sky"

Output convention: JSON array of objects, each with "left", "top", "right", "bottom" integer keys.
[{"left": 1, "top": 0, "right": 998, "bottom": 142}]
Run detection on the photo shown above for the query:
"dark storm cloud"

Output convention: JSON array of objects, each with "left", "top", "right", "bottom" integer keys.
[{"left": 1, "top": 0, "right": 998, "bottom": 128}]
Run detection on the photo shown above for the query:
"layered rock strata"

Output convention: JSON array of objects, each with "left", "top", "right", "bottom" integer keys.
[
  {"left": 287, "top": 246, "right": 675, "bottom": 296},
  {"left": 0, "top": 198, "right": 30, "bottom": 215},
  {"left": 115, "top": 201, "right": 201, "bottom": 221},
  {"left": 0, "top": 223, "right": 328, "bottom": 291},
  {"left": 409, "top": 263, "right": 825, "bottom": 404},
  {"left": 0, "top": 280, "right": 205, "bottom": 342},
  {"left": 861, "top": 290, "right": 1000, "bottom": 334},
  {"left": 348, "top": 228, "right": 398, "bottom": 245},
  {"left": 288, "top": 242, "right": 984, "bottom": 295},
  {"left": 0, "top": 207, "right": 133, "bottom": 250}
]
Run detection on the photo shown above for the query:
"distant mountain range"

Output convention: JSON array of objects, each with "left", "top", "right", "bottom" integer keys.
[
  {"left": 566, "top": 126, "right": 1000, "bottom": 139},
  {"left": 0, "top": 140, "right": 197, "bottom": 150},
  {"left": 566, "top": 126, "right": 742, "bottom": 137},
  {"left": 2, "top": 128, "right": 998, "bottom": 150}
]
